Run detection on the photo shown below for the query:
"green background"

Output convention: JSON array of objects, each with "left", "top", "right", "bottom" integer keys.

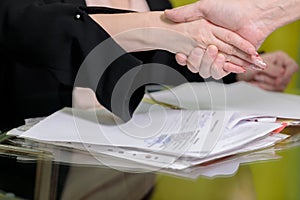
[{"left": 152, "top": 1, "right": 300, "bottom": 199}]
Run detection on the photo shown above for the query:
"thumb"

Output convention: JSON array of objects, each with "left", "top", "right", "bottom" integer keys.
[{"left": 164, "top": 2, "right": 203, "bottom": 23}]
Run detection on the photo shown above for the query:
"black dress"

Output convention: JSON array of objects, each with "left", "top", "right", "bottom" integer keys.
[
  {"left": 0, "top": 0, "right": 236, "bottom": 131},
  {"left": 0, "top": 0, "right": 237, "bottom": 198}
]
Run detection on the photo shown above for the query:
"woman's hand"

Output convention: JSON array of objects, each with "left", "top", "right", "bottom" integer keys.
[
  {"left": 237, "top": 51, "right": 299, "bottom": 91},
  {"left": 176, "top": 45, "right": 248, "bottom": 79}
]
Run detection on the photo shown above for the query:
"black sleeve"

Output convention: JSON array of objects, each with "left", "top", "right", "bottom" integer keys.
[
  {"left": 222, "top": 73, "right": 237, "bottom": 84},
  {"left": 0, "top": 0, "right": 144, "bottom": 121}
]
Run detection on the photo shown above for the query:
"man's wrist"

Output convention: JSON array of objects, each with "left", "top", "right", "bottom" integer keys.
[
  {"left": 258, "top": 0, "right": 299, "bottom": 32},
  {"left": 195, "top": 0, "right": 208, "bottom": 18}
]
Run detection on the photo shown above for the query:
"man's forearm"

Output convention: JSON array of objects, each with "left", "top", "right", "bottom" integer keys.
[
  {"left": 198, "top": 0, "right": 300, "bottom": 37},
  {"left": 250, "top": 0, "right": 300, "bottom": 34}
]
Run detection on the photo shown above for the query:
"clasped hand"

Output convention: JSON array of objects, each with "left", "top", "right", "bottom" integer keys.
[{"left": 161, "top": 15, "right": 266, "bottom": 79}]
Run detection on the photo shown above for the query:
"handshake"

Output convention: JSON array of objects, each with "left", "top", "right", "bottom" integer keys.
[
  {"left": 91, "top": 0, "right": 299, "bottom": 80},
  {"left": 163, "top": 0, "right": 300, "bottom": 79}
]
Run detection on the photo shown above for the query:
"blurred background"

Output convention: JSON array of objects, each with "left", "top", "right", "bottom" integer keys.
[{"left": 152, "top": 1, "right": 300, "bottom": 200}]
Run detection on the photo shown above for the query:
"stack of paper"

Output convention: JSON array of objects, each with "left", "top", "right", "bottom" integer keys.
[
  {"left": 21, "top": 109, "right": 287, "bottom": 168},
  {"left": 9, "top": 82, "right": 300, "bottom": 175}
]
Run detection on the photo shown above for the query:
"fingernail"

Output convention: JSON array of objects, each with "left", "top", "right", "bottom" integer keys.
[
  {"left": 239, "top": 68, "right": 246, "bottom": 73},
  {"left": 254, "top": 59, "right": 267, "bottom": 69},
  {"left": 251, "top": 65, "right": 263, "bottom": 70},
  {"left": 251, "top": 55, "right": 267, "bottom": 69}
]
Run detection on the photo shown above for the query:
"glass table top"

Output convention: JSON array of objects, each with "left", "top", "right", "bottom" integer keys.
[{"left": 0, "top": 127, "right": 300, "bottom": 200}]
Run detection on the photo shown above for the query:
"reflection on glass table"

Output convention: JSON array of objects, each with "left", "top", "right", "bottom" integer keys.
[{"left": 0, "top": 125, "right": 300, "bottom": 200}]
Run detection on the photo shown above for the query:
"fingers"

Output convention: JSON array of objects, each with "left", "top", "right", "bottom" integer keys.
[
  {"left": 236, "top": 69, "right": 257, "bottom": 82},
  {"left": 189, "top": 46, "right": 239, "bottom": 79},
  {"left": 252, "top": 73, "right": 287, "bottom": 92},
  {"left": 186, "top": 47, "right": 205, "bottom": 73},
  {"left": 223, "top": 62, "right": 246, "bottom": 74},
  {"left": 176, "top": 47, "right": 208, "bottom": 74},
  {"left": 213, "top": 25, "right": 257, "bottom": 56},
  {"left": 198, "top": 45, "right": 218, "bottom": 78},
  {"left": 191, "top": 46, "right": 230, "bottom": 79},
  {"left": 209, "top": 36, "right": 252, "bottom": 63},
  {"left": 175, "top": 53, "right": 188, "bottom": 66},
  {"left": 177, "top": 45, "right": 247, "bottom": 79},
  {"left": 253, "top": 74, "right": 278, "bottom": 86},
  {"left": 211, "top": 38, "right": 267, "bottom": 70},
  {"left": 164, "top": 2, "right": 203, "bottom": 23},
  {"left": 281, "top": 54, "right": 299, "bottom": 84},
  {"left": 201, "top": 20, "right": 266, "bottom": 69},
  {"left": 260, "top": 53, "right": 285, "bottom": 77},
  {"left": 210, "top": 54, "right": 230, "bottom": 79},
  {"left": 263, "top": 64, "right": 284, "bottom": 77},
  {"left": 280, "top": 64, "right": 298, "bottom": 87},
  {"left": 250, "top": 81, "right": 285, "bottom": 92},
  {"left": 222, "top": 53, "right": 253, "bottom": 70},
  {"left": 260, "top": 51, "right": 299, "bottom": 89},
  {"left": 219, "top": 52, "right": 258, "bottom": 74},
  {"left": 239, "top": 51, "right": 298, "bottom": 92}
]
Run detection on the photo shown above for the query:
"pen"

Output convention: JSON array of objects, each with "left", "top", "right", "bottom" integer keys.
[
  {"left": 0, "top": 129, "right": 14, "bottom": 144},
  {"left": 144, "top": 90, "right": 183, "bottom": 110}
]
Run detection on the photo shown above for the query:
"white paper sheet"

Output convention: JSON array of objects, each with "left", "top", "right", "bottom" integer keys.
[
  {"left": 19, "top": 108, "right": 234, "bottom": 157},
  {"left": 160, "top": 148, "right": 281, "bottom": 179},
  {"left": 173, "top": 133, "right": 288, "bottom": 168},
  {"left": 144, "top": 82, "right": 300, "bottom": 119}
]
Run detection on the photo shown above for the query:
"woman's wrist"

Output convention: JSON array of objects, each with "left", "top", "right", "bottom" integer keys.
[{"left": 89, "top": 11, "right": 195, "bottom": 54}]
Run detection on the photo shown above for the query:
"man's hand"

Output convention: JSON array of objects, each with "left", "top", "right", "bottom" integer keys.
[{"left": 164, "top": 0, "right": 296, "bottom": 49}]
